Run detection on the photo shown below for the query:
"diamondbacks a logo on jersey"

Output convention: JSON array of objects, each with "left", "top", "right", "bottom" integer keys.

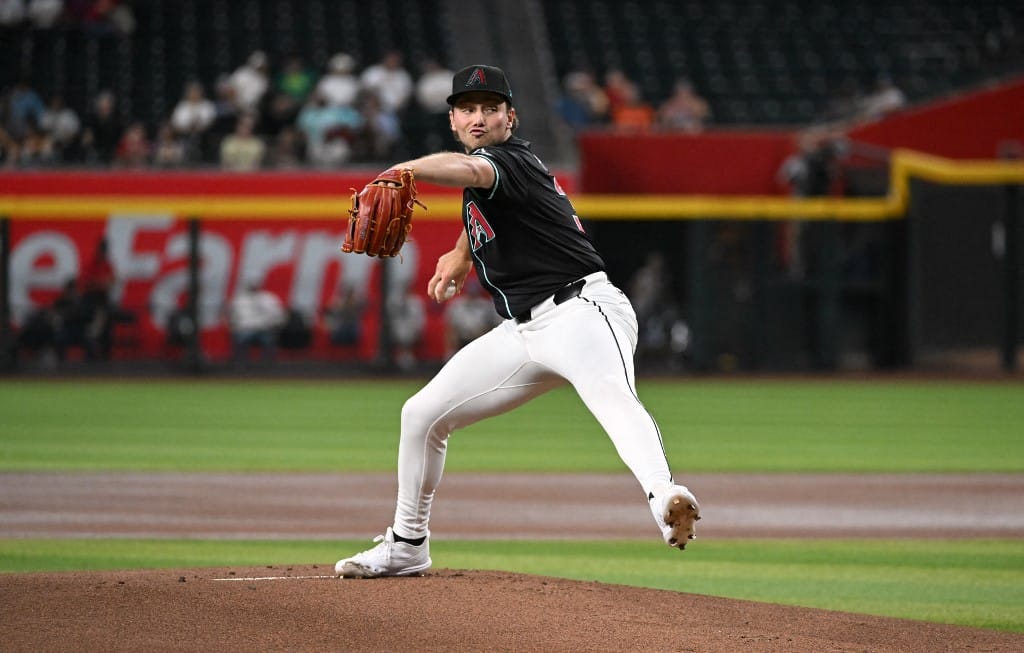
[
  {"left": 466, "top": 201, "right": 495, "bottom": 251},
  {"left": 465, "top": 67, "right": 487, "bottom": 88}
]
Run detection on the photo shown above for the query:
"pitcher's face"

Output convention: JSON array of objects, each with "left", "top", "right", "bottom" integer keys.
[{"left": 449, "top": 91, "right": 515, "bottom": 150}]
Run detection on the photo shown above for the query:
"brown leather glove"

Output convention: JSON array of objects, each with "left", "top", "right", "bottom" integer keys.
[{"left": 341, "top": 168, "right": 425, "bottom": 258}]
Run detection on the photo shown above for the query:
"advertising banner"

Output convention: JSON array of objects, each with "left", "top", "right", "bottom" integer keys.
[
  {"left": 9, "top": 214, "right": 464, "bottom": 362},
  {"left": 2, "top": 170, "right": 585, "bottom": 364}
]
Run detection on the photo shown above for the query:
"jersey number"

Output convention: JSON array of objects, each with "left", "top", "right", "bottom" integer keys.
[{"left": 466, "top": 201, "right": 496, "bottom": 251}]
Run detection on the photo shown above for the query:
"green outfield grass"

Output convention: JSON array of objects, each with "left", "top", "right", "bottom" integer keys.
[
  {"left": 1, "top": 538, "right": 1022, "bottom": 633},
  {"left": 1, "top": 378, "right": 1022, "bottom": 632},
  {"left": 1, "top": 379, "right": 1022, "bottom": 472}
]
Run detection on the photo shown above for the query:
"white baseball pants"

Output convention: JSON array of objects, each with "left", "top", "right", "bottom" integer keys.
[{"left": 393, "top": 271, "right": 674, "bottom": 538}]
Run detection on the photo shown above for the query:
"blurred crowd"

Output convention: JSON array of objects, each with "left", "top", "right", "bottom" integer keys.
[
  {"left": 557, "top": 68, "right": 711, "bottom": 134},
  {"left": 1, "top": 0, "right": 912, "bottom": 171},
  {"left": 556, "top": 66, "right": 906, "bottom": 135},
  {"left": 0, "top": 36, "right": 457, "bottom": 170},
  {"left": 0, "top": 0, "right": 134, "bottom": 34}
]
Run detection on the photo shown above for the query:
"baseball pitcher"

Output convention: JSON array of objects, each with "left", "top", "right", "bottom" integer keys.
[{"left": 336, "top": 65, "right": 700, "bottom": 578}]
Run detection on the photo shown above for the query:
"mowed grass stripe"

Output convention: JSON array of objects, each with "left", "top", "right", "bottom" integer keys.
[{"left": 1, "top": 379, "right": 1022, "bottom": 472}]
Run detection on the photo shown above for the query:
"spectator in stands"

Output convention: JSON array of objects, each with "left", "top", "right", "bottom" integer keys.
[
  {"left": 609, "top": 78, "right": 654, "bottom": 131},
  {"left": 323, "top": 284, "right": 366, "bottom": 347},
  {"left": 227, "top": 50, "right": 270, "bottom": 116},
  {"left": 360, "top": 50, "right": 413, "bottom": 115},
  {"left": 26, "top": 0, "right": 63, "bottom": 28},
  {"left": 858, "top": 74, "right": 906, "bottom": 121},
  {"left": 52, "top": 277, "right": 95, "bottom": 361},
  {"left": 443, "top": 279, "right": 500, "bottom": 360},
  {"left": 38, "top": 94, "right": 80, "bottom": 162},
  {"left": 17, "top": 301, "right": 61, "bottom": 367},
  {"left": 113, "top": 120, "right": 150, "bottom": 168},
  {"left": 79, "top": 237, "right": 116, "bottom": 360},
  {"left": 0, "top": 0, "right": 26, "bottom": 27},
  {"left": 267, "top": 126, "right": 302, "bottom": 169},
  {"left": 603, "top": 69, "right": 635, "bottom": 116},
  {"left": 219, "top": 113, "right": 264, "bottom": 171},
  {"left": 628, "top": 251, "right": 667, "bottom": 329},
  {"left": 210, "top": 74, "right": 239, "bottom": 128},
  {"left": 203, "top": 74, "right": 239, "bottom": 162},
  {"left": 15, "top": 122, "right": 55, "bottom": 167},
  {"left": 262, "top": 55, "right": 315, "bottom": 138},
  {"left": 275, "top": 53, "right": 316, "bottom": 107},
  {"left": 107, "top": 0, "right": 134, "bottom": 35},
  {"left": 557, "top": 70, "right": 610, "bottom": 131},
  {"left": 80, "top": 89, "right": 122, "bottom": 165},
  {"left": 776, "top": 127, "right": 848, "bottom": 277},
  {"left": 228, "top": 280, "right": 286, "bottom": 364},
  {"left": 3, "top": 77, "right": 45, "bottom": 142},
  {"left": 152, "top": 120, "right": 186, "bottom": 168},
  {"left": 277, "top": 307, "right": 313, "bottom": 351},
  {"left": 387, "top": 286, "right": 426, "bottom": 371},
  {"left": 0, "top": 126, "right": 17, "bottom": 167},
  {"left": 413, "top": 58, "right": 455, "bottom": 154},
  {"left": 260, "top": 91, "right": 301, "bottom": 138},
  {"left": 317, "top": 52, "right": 361, "bottom": 109},
  {"left": 163, "top": 292, "right": 195, "bottom": 354},
  {"left": 170, "top": 80, "right": 216, "bottom": 163},
  {"left": 296, "top": 90, "right": 362, "bottom": 167},
  {"left": 627, "top": 251, "right": 689, "bottom": 366},
  {"left": 355, "top": 90, "right": 401, "bottom": 162},
  {"left": 415, "top": 59, "right": 453, "bottom": 115},
  {"left": 777, "top": 126, "right": 846, "bottom": 198},
  {"left": 67, "top": 0, "right": 134, "bottom": 36},
  {"left": 656, "top": 78, "right": 710, "bottom": 132},
  {"left": 61, "top": 0, "right": 85, "bottom": 20}
]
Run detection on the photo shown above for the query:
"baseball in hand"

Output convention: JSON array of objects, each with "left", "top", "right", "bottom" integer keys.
[{"left": 442, "top": 280, "right": 457, "bottom": 300}]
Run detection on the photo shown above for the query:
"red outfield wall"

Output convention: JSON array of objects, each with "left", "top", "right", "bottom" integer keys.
[
  {"left": 577, "top": 76, "right": 1024, "bottom": 194},
  {"left": 847, "top": 77, "right": 1024, "bottom": 159},
  {"left": 3, "top": 172, "right": 480, "bottom": 362},
  {"left": 578, "top": 130, "right": 797, "bottom": 195}
]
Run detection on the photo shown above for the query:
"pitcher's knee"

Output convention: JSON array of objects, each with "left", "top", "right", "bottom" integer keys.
[{"left": 401, "top": 393, "right": 448, "bottom": 438}]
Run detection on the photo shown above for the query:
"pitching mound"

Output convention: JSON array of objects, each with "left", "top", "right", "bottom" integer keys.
[{"left": 4, "top": 566, "right": 1022, "bottom": 652}]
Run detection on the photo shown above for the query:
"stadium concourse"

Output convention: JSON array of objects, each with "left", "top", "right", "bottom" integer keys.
[{"left": 2, "top": 472, "right": 1024, "bottom": 651}]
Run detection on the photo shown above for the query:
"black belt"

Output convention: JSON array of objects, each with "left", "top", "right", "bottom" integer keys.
[{"left": 514, "top": 278, "right": 586, "bottom": 324}]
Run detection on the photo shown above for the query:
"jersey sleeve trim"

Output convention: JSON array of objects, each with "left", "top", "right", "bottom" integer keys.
[{"left": 473, "top": 152, "right": 500, "bottom": 200}]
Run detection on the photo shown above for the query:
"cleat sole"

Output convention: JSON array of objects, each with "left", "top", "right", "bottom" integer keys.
[{"left": 663, "top": 491, "right": 701, "bottom": 550}]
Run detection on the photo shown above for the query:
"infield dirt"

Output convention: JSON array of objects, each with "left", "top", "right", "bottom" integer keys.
[
  {"left": 4, "top": 566, "right": 1024, "bottom": 652},
  {"left": 2, "top": 471, "right": 1023, "bottom": 652}
]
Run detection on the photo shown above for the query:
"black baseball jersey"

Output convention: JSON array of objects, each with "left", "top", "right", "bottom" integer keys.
[{"left": 462, "top": 136, "right": 605, "bottom": 319}]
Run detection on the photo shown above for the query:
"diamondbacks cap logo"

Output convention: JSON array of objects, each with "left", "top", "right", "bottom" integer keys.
[
  {"left": 466, "top": 67, "right": 487, "bottom": 88},
  {"left": 447, "top": 64, "right": 514, "bottom": 106}
]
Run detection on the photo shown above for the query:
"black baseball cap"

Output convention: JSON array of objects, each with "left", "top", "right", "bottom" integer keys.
[{"left": 446, "top": 65, "right": 513, "bottom": 107}]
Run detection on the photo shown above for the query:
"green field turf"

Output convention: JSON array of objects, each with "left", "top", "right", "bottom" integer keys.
[
  {"left": 1, "top": 378, "right": 1022, "bottom": 472},
  {"left": 1, "top": 378, "right": 1022, "bottom": 632}
]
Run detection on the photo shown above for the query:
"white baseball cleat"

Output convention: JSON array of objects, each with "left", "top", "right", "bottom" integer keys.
[
  {"left": 650, "top": 485, "right": 701, "bottom": 550},
  {"left": 335, "top": 527, "right": 432, "bottom": 578}
]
